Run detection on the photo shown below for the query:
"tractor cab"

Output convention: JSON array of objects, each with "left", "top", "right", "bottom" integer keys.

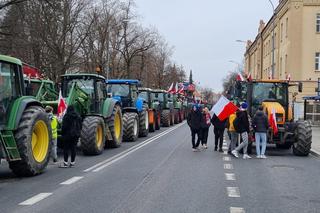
[{"left": 0, "top": 56, "right": 24, "bottom": 128}]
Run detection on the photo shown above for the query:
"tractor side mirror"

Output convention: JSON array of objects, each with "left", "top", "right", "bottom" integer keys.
[{"left": 298, "top": 82, "right": 303, "bottom": 93}]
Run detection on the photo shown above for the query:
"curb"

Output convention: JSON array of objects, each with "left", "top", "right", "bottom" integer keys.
[{"left": 310, "top": 149, "right": 320, "bottom": 157}]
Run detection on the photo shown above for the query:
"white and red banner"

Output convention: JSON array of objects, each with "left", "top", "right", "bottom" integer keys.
[
  {"left": 57, "top": 90, "right": 67, "bottom": 119},
  {"left": 210, "top": 96, "right": 238, "bottom": 121},
  {"left": 269, "top": 108, "right": 278, "bottom": 135},
  {"left": 236, "top": 73, "right": 244, "bottom": 81},
  {"left": 167, "top": 83, "right": 176, "bottom": 94}
]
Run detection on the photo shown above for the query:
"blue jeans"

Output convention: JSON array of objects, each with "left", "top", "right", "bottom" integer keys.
[{"left": 255, "top": 132, "right": 267, "bottom": 155}]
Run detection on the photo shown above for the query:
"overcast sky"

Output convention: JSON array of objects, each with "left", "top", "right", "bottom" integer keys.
[{"left": 134, "top": 0, "right": 278, "bottom": 92}]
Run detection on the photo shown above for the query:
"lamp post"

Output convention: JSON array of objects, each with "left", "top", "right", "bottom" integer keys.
[{"left": 268, "top": 0, "right": 276, "bottom": 79}]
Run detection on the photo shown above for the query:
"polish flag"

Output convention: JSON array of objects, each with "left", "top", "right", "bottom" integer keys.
[
  {"left": 57, "top": 90, "right": 67, "bottom": 119},
  {"left": 167, "top": 83, "right": 174, "bottom": 93},
  {"left": 247, "top": 73, "right": 252, "bottom": 82},
  {"left": 174, "top": 83, "right": 178, "bottom": 94},
  {"left": 210, "top": 96, "right": 238, "bottom": 121},
  {"left": 236, "top": 73, "right": 244, "bottom": 81},
  {"left": 269, "top": 108, "right": 278, "bottom": 135},
  {"left": 178, "top": 86, "right": 184, "bottom": 95}
]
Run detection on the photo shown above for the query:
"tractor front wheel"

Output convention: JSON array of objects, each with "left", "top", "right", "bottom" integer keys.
[
  {"left": 292, "top": 120, "right": 312, "bottom": 156},
  {"left": 10, "top": 106, "right": 52, "bottom": 176},
  {"left": 106, "top": 105, "right": 123, "bottom": 148},
  {"left": 161, "top": 110, "right": 171, "bottom": 127},
  {"left": 123, "top": 112, "right": 139, "bottom": 142},
  {"left": 139, "top": 104, "right": 149, "bottom": 137},
  {"left": 81, "top": 116, "right": 105, "bottom": 155}
]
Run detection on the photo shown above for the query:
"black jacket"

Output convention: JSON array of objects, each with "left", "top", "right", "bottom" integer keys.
[
  {"left": 62, "top": 106, "right": 82, "bottom": 140},
  {"left": 252, "top": 110, "right": 269, "bottom": 133},
  {"left": 235, "top": 110, "right": 250, "bottom": 133},
  {"left": 187, "top": 109, "right": 203, "bottom": 130},
  {"left": 211, "top": 114, "right": 227, "bottom": 130},
  {"left": 200, "top": 112, "right": 211, "bottom": 129}
]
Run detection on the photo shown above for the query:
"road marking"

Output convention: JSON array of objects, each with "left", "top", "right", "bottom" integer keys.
[
  {"left": 227, "top": 187, "right": 240, "bottom": 197},
  {"left": 224, "top": 164, "right": 234, "bottom": 169},
  {"left": 223, "top": 146, "right": 228, "bottom": 150},
  {"left": 87, "top": 123, "right": 185, "bottom": 173},
  {"left": 19, "top": 193, "right": 52, "bottom": 206},
  {"left": 60, "top": 176, "right": 83, "bottom": 185},
  {"left": 223, "top": 156, "right": 231, "bottom": 161},
  {"left": 223, "top": 151, "right": 228, "bottom": 155},
  {"left": 225, "top": 173, "right": 236, "bottom": 181},
  {"left": 230, "top": 207, "right": 245, "bottom": 213}
]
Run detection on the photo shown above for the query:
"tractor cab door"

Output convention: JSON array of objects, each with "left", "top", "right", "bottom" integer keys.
[{"left": 93, "top": 80, "right": 107, "bottom": 113}]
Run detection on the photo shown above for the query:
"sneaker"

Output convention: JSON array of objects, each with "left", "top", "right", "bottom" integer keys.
[
  {"left": 260, "top": 155, "right": 267, "bottom": 159},
  {"left": 59, "top": 162, "right": 69, "bottom": 168},
  {"left": 53, "top": 158, "right": 58, "bottom": 163},
  {"left": 243, "top": 154, "right": 252, "bottom": 159},
  {"left": 70, "top": 162, "right": 75, "bottom": 167},
  {"left": 214, "top": 147, "right": 218, "bottom": 151},
  {"left": 231, "top": 150, "right": 239, "bottom": 158},
  {"left": 256, "top": 155, "right": 261, "bottom": 159},
  {"left": 192, "top": 148, "right": 198, "bottom": 152},
  {"left": 204, "top": 144, "right": 208, "bottom": 149},
  {"left": 219, "top": 148, "right": 223, "bottom": 153}
]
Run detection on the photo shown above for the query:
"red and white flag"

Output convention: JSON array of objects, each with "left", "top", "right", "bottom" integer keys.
[
  {"left": 247, "top": 73, "right": 252, "bottom": 82},
  {"left": 167, "top": 83, "right": 174, "bottom": 93},
  {"left": 57, "top": 90, "right": 67, "bottom": 119},
  {"left": 178, "top": 86, "right": 184, "bottom": 95},
  {"left": 210, "top": 96, "right": 238, "bottom": 121},
  {"left": 236, "top": 73, "right": 244, "bottom": 81},
  {"left": 269, "top": 108, "right": 278, "bottom": 135},
  {"left": 174, "top": 83, "right": 178, "bottom": 94}
]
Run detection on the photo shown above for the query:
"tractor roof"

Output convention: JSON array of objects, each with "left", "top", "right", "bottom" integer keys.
[
  {"left": 61, "top": 73, "right": 106, "bottom": 80},
  {"left": 152, "top": 89, "right": 167, "bottom": 93},
  {"left": 0, "top": 55, "right": 22, "bottom": 66},
  {"left": 139, "top": 87, "right": 151, "bottom": 92},
  {"left": 107, "top": 79, "right": 140, "bottom": 85}
]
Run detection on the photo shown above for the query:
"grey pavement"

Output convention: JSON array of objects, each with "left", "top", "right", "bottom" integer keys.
[{"left": 312, "top": 127, "right": 320, "bottom": 156}]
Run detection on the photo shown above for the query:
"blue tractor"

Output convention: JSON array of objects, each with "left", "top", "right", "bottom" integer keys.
[{"left": 107, "top": 79, "right": 149, "bottom": 141}]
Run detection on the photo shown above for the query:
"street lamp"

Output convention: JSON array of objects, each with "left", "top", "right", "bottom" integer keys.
[{"left": 268, "top": 0, "right": 276, "bottom": 79}]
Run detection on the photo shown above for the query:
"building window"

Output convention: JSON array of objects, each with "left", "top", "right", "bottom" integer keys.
[
  {"left": 317, "top": 14, "right": 320, "bottom": 33},
  {"left": 316, "top": 52, "right": 320, "bottom": 71}
]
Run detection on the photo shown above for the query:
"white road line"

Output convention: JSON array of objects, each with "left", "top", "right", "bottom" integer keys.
[
  {"left": 225, "top": 173, "right": 236, "bottom": 181},
  {"left": 222, "top": 146, "right": 228, "bottom": 150},
  {"left": 90, "top": 123, "right": 185, "bottom": 172},
  {"left": 84, "top": 122, "right": 185, "bottom": 172},
  {"left": 224, "top": 164, "right": 233, "bottom": 169},
  {"left": 60, "top": 176, "right": 83, "bottom": 185},
  {"left": 223, "top": 151, "right": 228, "bottom": 155},
  {"left": 223, "top": 156, "right": 231, "bottom": 161},
  {"left": 227, "top": 187, "right": 240, "bottom": 198},
  {"left": 230, "top": 207, "right": 245, "bottom": 213},
  {"left": 19, "top": 193, "right": 52, "bottom": 206}
]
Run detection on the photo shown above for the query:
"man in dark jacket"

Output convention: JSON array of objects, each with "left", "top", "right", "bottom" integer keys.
[
  {"left": 187, "top": 104, "right": 203, "bottom": 151},
  {"left": 211, "top": 114, "right": 227, "bottom": 152},
  {"left": 231, "top": 102, "right": 252, "bottom": 159},
  {"left": 252, "top": 106, "right": 269, "bottom": 159},
  {"left": 60, "top": 105, "right": 82, "bottom": 168}
]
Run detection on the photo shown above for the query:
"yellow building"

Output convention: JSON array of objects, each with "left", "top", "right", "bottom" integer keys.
[{"left": 244, "top": 0, "right": 320, "bottom": 100}]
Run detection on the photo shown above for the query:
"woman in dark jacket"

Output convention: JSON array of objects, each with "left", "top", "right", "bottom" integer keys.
[
  {"left": 60, "top": 105, "right": 82, "bottom": 168},
  {"left": 187, "top": 104, "right": 203, "bottom": 151},
  {"left": 200, "top": 107, "right": 211, "bottom": 149},
  {"left": 252, "top": 106, "right": 269, "bottom": 159},
  {"left": 211, "top": 113, "right": 227, "bottom": 152}
]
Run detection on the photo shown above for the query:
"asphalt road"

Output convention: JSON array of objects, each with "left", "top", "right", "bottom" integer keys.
[{"left": 1, "top": 122, "right": 320, "bottom": 213}]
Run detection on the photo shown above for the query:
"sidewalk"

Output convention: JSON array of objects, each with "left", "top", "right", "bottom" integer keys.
[{"left": 311, "top": 127, "right": 320, "bottom": 156}]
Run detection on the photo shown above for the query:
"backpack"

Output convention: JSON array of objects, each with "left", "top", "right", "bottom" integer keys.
[{"left": 233, "top": 116, "right": 241, "bottom": 133}]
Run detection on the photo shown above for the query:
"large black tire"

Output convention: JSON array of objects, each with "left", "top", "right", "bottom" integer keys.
[
  {"left": 292, "top": 120, "right": 312, "bottom": 156},
  {"left": 155, "top": 110, "right": 161, "bottom": 130},
  {"left": 161, "top": 110, "right": 171, "bottom": 127},
  {"left": 106, "top": 105, "right": 123, "bottom": 148},
  {"left": 81, "top": 116, "right": 105, "bottom": 155},
  {"left": 9, "top": 106, "right": 52, "bottom": 176},
  {"left": 139, "top": 104, "right": 149, "bottom": 137},
  {"left": 149, "top": 111, "right": 156, "bottom": 132},
  {"left": 123, "top": 112, "right": 139, "bottom": 142}
]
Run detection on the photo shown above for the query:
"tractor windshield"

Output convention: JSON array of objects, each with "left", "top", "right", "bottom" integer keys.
[
  {"left": 252, "top": 82, "right": 287, "bottom": 106},
  {"left": 157, "top": 93, "right": 164, "bottom": 103},
  {"left": 64, "top": 78, "right": 94, "bottom": 97},
  {"left": 108, "top": 84, "right": 130, "bottom": 97},
  {"left": 138, "top": 91, "right": 148, "bottom": 101},
  {"left": 0, "top": 62, "right": 15, "bottom": 125}
]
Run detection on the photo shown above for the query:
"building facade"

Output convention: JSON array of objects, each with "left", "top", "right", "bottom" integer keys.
[{"left": 244, "top": 0, "right": 320, "bottom": 100}]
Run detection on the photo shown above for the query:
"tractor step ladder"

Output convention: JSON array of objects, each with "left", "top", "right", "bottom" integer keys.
[{"left": 0, "top": 131, "right": 21, "bottom": 161}]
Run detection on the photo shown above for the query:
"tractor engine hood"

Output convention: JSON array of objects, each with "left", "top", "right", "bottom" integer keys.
[{"left": 262, "top": 102, "right": 285, "bottom": 125}]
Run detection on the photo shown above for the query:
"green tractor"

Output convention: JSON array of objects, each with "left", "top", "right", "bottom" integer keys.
[
  {"left": 0, "top": 55, "right": 52, "bottom": 176},
  {"left": 138, "top": 87, "right": 161, "bottom": 132},
  {"left": 59, "top": 74, "right": 123, "bottom": 155},
  {"left": 152, "top": 90, "right": 175, "bottom": 127},
  {"left": 25, "top": 78, "right": 58, "bottom": 103},
  {"left": 172, "top": 94, "right": 184, "bottom": 124}
]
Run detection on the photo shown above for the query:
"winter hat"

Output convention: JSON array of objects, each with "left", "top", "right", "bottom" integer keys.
[{"left": 240, "top": 102, "right": 248, "bottom": 110}]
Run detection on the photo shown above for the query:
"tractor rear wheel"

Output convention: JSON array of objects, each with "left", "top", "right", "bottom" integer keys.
[
  {"left": 149, "top": 110, "right": 156, "bottom": 132},
  {"left": 155, "top": 111, "right": 161, "bottom": 130},
  {"left": 139, "top": 104, "right": 149, "bottom": 137},
  {"left": 292, "top": 120, "right": 312, "bottom": 156},
  {"left": 10, "top": 106, "right": 52, "bottom": 176},
  {"left": 123, "top": 112, "right": 139, "bottom": 142},
  {"left": 106, "top": 105, "right": 123, "bottom": 148},
  {"left": 161, "top": 110, "right": 171, "bottom": 127},
  {"left": 81, "top": 116, "right": 105, "bottom": 155}
]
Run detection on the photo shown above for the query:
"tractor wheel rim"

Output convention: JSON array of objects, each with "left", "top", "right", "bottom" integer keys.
[
  {"left": 114, "top": 112, "right": 121, "bottom": 141},
  {"left": 31, "top": 120, "right": 49, "bottom": 163},
  {"left": 145, "top": 113, "right": 149, "bottom": 130},
  {"left": 134, "top": 118, "right": 138, "bottom": 136},
  {"left": 96, "top": 125, "right": 103, "bottom": 148}
]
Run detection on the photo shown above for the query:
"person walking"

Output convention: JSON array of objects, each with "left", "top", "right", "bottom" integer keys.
[
  {"left": 211, "top": 113, "right": 227, "bottom": 152},
  {"left": 60, "top": 105, "right": 82, "bottom": 168},
  {"left": 252, "top": 106, "right": 269, "bottom": 159},
  {"left": 231, "top": 102, "right": 252, "bottom": 159},
  {"left": 45, "top": 106, "right": 58, "bottom": 163},
  {"left": 187, "top": 104, "right": 203, "bottom": 152},
  {"left": 200, "top": 107, "right": 211, "bottom": 149},
  {"left": 226, "top": 110, "right": 239, "bottom": 154}
]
